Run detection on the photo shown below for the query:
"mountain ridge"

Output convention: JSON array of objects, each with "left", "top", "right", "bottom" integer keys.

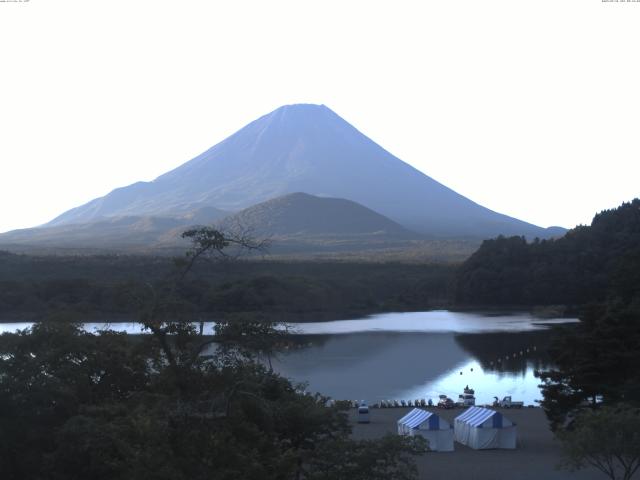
[
  {"left": 0, "top": 194, "right": 422, "bottom": 254},
  {"left": 217, "top": 192, "right": 415, "bottom": 238},
  {"left": 44, "top": 103, "right": 563, "bottom": 239}
]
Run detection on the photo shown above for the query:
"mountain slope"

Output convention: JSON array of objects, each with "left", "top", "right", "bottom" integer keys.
[
  {"left": 46, "top": 104, "right": 562, "bottom": 238},
  {"left": 0, "top": 196, "right": 420, "bottom": 254},
  {"left": 0, "top": 206, "right": 229, "bottom": 250},
  {"left": 218, "top": 192, "right": 414, "bottom": 238}
]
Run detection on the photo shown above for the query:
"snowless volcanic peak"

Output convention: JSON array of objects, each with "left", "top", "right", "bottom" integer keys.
[{"left": 46, "top": 103, "right": 559, "bottom": 238}]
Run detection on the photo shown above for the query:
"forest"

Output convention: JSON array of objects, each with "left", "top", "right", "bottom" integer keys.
[
  {"left": 456, "top": 200, "right": 640, "bottom": 478},
  {"left": 2, "top": 200, "right": 640, "bottom": 478},
  {"left": 454, "top": 199, "right": 640, "bottom": 307},
  {"left": 0, "top": 227, "right": 430, "bottom": 480},
  {"left": 3, "top": 200, "right": 639, "bottom": 323},
  {"left": 0, "top": 252, "right": 454, "bottom": 322}
]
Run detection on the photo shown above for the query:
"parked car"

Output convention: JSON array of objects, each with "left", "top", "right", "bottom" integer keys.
[
  {"left": 493, "top": 396, "right": 524, "bottom": 408},
  {"left": 437, "top": 395, "right": 455, "bottom": 409},
  {"left": 457, "top": 393, "right": 476, "bottom": 407},
  {"left": 357, "top": 404, "right": 370, "bottom": 423}
]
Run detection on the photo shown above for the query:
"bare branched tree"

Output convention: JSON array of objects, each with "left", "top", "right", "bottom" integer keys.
[
  {"left": 178, "top": 226, "right": 269, "bottom": 280},
  {"left": 130, "top": 226, "right": 269, "bottom": 395}
]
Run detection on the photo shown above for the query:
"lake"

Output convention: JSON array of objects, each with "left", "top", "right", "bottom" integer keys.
[
  {"left": 272, "top": 311, "right": 576, "bottom": 406},
  {"left": 0, "top": 310, "right": 576, "bottom": 406}
]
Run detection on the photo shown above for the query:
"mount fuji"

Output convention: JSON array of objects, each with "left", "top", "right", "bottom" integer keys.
[{"left": 2, "top": 104, "right": 563, "bottom": 252}]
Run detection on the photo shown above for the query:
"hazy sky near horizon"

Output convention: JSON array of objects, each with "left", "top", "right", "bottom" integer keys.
[{"left": 1, "top": 0, "right": 639, "bottom": 234}]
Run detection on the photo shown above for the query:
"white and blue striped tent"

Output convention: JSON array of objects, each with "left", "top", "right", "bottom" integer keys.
[
  {"left": 397, "top": 408, "right": 454, "bottom": 452},
  {"left": 454, "top": 406, "right": 516, "bottom": 450}
]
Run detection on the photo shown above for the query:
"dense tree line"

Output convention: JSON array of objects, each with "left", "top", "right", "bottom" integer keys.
[
  {"left": 452, "top": 199, "right": 640, "bottom": 420},
  {"left": 0, "top": 228, "right": 426, "bottom": 479},
  {"left": 0, "top": 322, "right": 426, "bottom": 479},
  {"left": 536, "top": 247, "right": 640, "bottom": 479},
  {"left": 537, "top": 297, "right": 640, "bottom": 427},
  {"left": 0, "top": 253, "right": 454, "bottom": 321},
  {"left": 472, "top": 201, "right": 640, "bottom": 478},
  {"left": 454, "top": 199, "right": 640, "bottom": 307},
  {"left": 452, "top": 199, "right": 640, "bottom": 477}
]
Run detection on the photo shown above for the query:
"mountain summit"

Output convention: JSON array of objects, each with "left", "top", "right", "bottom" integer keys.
[{"left": 47, "top": 103, "right": 557, "bottom": 238}]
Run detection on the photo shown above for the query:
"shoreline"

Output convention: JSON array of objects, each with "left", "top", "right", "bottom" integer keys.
[
  {"left": 349, "top": 407, "right": 601, "bottom": 480},
  {"left": 0, "top": 306, "right": 576, "bottom": 325}
]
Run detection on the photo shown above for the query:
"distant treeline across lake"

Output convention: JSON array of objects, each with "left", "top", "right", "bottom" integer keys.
[{"left": 0, "top": 252, "right": 455, "bottom": 322}]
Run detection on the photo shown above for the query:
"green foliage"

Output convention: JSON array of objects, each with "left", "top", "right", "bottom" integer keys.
[
  {"left": 214, "top": 313, "right": 290, "bottom": 369},
  {"left": 0, "top": 320, "right": 423, "bottom": 479},
  {"left": 0, "top": 253, "right": 455, "bottom": 320},
  {"left": 455, "top": 199, "right": 640, "bottom": 306},
  {"left": 537, "top": 301, "right": 640, "bottom": 430},
  {"left": 535, "top": 236, "right": 640, "bottom": 429},
  {"left": 0, "top": 227, "right": 424, "bottom": 479},
  {"left": 558, "top": 405, "right": 640, "bottom": 480},
  {"left": 512, "top": 201, "right": 640, "bottom": 434},
  {"left": 304, "top": 434, "right": 428, "bottom": 480},
  {"left": 0, "top": 323, "right": 154, "bottom": 479},
  {"left": 451, "top": 199, "right": 640, "bottom": 443}
]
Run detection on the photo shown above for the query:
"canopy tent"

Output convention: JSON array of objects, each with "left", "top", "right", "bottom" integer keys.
[
  {"left": 397, "top": 408, "right": 454, "bottom": 452},
  {"left": 454, "top": 406, "right": 517, "bottom": 450}
]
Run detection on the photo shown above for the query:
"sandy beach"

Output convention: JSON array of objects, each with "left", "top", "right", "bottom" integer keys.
[{"left": 349, "top": 407, "right": 603, "bottom": 480}]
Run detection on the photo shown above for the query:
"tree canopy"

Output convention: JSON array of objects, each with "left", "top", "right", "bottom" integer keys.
[
  {"left": 0, "top": 227, "right": 426, "bottom": 479},
  {"left": 558, "top": 405, "right": 640, "bottom": 480},
  {"left": 454, "top": 199, "right": 640, "bottom": 307}
]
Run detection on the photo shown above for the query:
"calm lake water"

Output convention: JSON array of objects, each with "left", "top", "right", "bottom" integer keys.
[
  {"left": 0, "top": 311, "right": 576, "bottom": 405},
  {"left": 272, "top": 311, "right": 576, "bottom": 406}
]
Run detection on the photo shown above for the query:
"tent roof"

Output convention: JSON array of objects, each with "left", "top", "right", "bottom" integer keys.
[
  {"left": 455, "top": 406, "right": 484, "bottom": 422},
  {"left": 455, "top": 407, "right": 505, "bottom": 427},
  {"left": 398, "top": 408, "right": 441, "bottom": 429}
]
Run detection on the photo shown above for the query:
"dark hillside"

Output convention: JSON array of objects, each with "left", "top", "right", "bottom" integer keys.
[
  {"left": 218, "top": 192, "right": 413, "bottom": 238},
  {"left": 454, "top": 199, "right": 640, "bottom": 306}
]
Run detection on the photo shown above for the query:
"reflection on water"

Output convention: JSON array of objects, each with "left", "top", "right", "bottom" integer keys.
[
  {"left": 400, "top": 358, "right": 546, "bottom": 406},
  {"left": 1, "top": 310, "right": 572, "bottom": 405},
  {"left": 273, "top": 332, "right": 470, "bottom": 401},
  {"left": 0, "top": 310, "right": 577, "bottom": 336},
  {"left": 272, "top": 327, "right": 562, "bottom": 406},
  {"left": 454, "top": 330, "right": 552, "bottom": 374},
  {"left": 288, "top": 311, "right": 577, "bottom": 335}
]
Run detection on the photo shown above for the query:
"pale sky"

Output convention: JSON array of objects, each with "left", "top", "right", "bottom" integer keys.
[{"left": 1, "top": 0, "right": 639, "bottom": 234}]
